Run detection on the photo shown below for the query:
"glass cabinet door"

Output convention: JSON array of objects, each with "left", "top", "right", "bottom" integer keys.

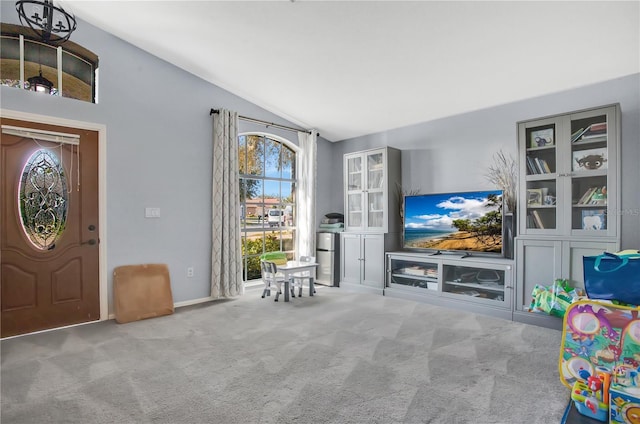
[
  {"left": 345, "top": 149, "right": 389, "bottom": 232},
  {"left": 522, "top": 119, "right": 560, "bottom": 232},
  {"left": 365, "top": 151, "right": 385, "bottom": 231},
  {"left": 519, "top": 105, "right": 618, "bottom": 239},
  {"left": 569, "top": 108, "right": 616, "bottom": 237},
  {"left": 346, "top": 155, "right": 363, "bottom": 230},
  {"left": 441, "top": 263, "right": 509, "bottom": 307},
  {"left": 388, "top": 257, "right": 439, "bottom": 292}
]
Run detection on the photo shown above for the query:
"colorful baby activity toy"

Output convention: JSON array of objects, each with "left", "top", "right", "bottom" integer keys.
[{"left": 560, "top": 300, "right": 640, "bottom": 423}]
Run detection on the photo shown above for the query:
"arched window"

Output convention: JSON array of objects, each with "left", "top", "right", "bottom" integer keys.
[{"left": 238, "top": 133, "right": 297, "bottom": 281}]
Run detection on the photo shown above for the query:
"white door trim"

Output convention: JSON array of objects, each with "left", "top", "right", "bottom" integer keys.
[{"left": 0, "top": 108, "right": 108, "bottom": 322}]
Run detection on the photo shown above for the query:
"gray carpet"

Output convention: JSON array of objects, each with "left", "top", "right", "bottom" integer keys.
[{"left": 1, "top": 288, "right": 569, "bottom": 423}]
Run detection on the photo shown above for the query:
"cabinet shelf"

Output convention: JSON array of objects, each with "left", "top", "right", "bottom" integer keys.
[
  {"left": 572, "top": 136, "right": 607, "bottom": 145},
  {"left": 526, "top": 174, "right": 556, "bottom": 181},
  {"left": 443, "top": 280, "right": 505, "bottom": 293},
  {"left": 526, "top": 145, "right": 555, "bottom": 153},
  {"left": 573, "top": 203, "right": 607, "bottom": 208},
  {"left": 527, "top": 205, "right": 556, "bottom": 209},
  {"left": 571, "top": 170, "right": 607, "bottom": 178},
  {"left": 391, "top": 273, "right": 437, "bottom": 282}
]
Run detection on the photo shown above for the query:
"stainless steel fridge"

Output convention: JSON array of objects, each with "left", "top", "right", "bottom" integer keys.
[{"left": 316, "top": 232, "right": 340, "bottom": 287}]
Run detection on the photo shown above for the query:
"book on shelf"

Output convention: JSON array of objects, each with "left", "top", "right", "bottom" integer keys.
[
  {"left": 534, "top": 157, "right": 545, "bottom": 173},
  {"left": 572, "top": 122, "right": 607, "bottom": 143},
  {"left": 531, "top": 210, "right": 545, "bottom": 229},
  {"left": 526, "top": 156, "right": 537, "bottom": 174},
  {"left": 540, "top": 158, "right": 551, "bottom": 173},
  {"left": 527, "top": 156, "right": 551, "bottom": 174},
  {"left": 571, "top": 127, "right": 586, "bottom": 143},
  {"left": 576, "top": 186, "right": 607, "bottom": 205},
  {"left": 582, "top": 209, "right": 606, "bottom": 230},
  {"left": 588, "top": 186, "right": 607, "bottom": 205},
  {"left": 577, "top": 187, "right": 597, "bottom": 204}
]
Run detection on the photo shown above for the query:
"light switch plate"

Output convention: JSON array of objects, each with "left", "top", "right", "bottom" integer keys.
[{"left": 145, "top": 207, "right": 161, "bottom": 218}]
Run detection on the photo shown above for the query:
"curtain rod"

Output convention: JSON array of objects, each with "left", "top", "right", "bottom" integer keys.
[{"left": 209, "top": 109, "right": 317, "bottom": 136}]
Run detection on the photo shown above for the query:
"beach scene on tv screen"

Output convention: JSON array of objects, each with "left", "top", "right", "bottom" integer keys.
[{"left": 404, "top": 190, "right": 503, "bottom": 253}]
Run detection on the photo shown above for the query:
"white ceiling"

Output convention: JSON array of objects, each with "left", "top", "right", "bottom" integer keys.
[{"left": 59, "top": 1, "right": 639, "bottom": 142}]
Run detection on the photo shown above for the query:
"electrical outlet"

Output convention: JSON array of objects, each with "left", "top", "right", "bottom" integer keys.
[{"left": 187, "top": 267, "right": 194, "bottom": 277}]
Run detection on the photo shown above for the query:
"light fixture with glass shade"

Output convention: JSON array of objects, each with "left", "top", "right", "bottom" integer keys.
[{"left": 27, "top": 69, "right": 54, "bottom": 93}]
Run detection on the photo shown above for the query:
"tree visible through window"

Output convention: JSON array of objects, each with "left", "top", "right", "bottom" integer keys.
[{"left": 239, "top": 134, "right": 296, "bottom": 281}]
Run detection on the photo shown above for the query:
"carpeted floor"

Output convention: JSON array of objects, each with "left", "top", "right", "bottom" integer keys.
[{"left": 1, "top": 287, "right": 569, "bottom": 423}]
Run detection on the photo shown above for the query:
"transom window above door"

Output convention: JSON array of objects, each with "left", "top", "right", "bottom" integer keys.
[{"left": 0, "top": 23, "right": 98, "bottom": 103}]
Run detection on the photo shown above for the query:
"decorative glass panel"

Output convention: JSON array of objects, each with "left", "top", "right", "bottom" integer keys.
[
  {"left": 19, "top": 149, "right": 68, "bottom": 250},
  {"left": 0, "top": 36, "right": 21, "bottom": 87},
  {"left": 62, "top": 50, "right": 93, "bottom": 102},
  {"left": 24, "top": 39, "right": 59, "bottom": 94}
]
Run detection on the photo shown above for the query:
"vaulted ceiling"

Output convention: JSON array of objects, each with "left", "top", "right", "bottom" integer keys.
[{"left": 59, "top": 1, "right": 639, "bottom": 142}]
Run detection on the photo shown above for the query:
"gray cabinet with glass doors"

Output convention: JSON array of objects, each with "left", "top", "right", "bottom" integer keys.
[
  {"left": 344, "top": 147, "right": 401, "bottom": 233},
  {"left": 518, "top": 104, "right": 619, "bottom": 238}
]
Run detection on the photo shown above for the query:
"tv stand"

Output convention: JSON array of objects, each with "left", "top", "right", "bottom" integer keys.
[{"left": 385, "top": 251, "right": 514, "bottom": 321}]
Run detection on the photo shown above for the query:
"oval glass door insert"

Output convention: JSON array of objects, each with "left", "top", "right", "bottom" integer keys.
[{"left": 19, "top": 149, "right": 68, "bottom": 250}]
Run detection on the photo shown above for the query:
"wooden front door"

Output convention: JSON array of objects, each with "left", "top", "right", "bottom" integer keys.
[{"left": 1, "top": 118, "right": 100, "bottom": 338}]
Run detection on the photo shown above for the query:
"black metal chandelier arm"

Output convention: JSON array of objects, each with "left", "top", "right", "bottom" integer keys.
[{"left": 15, "top": 0, "right": 77, "bottom": 45}]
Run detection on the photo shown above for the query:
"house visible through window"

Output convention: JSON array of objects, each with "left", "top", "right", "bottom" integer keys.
[{"left": 239, "top": 134, "right": 297, "bottom": 281}]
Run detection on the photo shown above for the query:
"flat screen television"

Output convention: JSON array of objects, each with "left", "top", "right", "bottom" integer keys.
[{"left": 403, "top": 190, "right": 504, "bottom": 256}]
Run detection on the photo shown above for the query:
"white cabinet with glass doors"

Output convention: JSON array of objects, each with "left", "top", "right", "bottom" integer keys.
[{"left": 344, "top": 147, "right": 401, "bottom": 233}]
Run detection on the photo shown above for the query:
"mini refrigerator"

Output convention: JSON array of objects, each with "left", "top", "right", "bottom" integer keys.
[{"left": 316, "top": 232, "right": 340, "bottom": 287}]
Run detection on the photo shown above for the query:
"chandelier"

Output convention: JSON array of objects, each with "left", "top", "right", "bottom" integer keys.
[{"left": 15, "top": 0, "right": 77, "bottom": 45}]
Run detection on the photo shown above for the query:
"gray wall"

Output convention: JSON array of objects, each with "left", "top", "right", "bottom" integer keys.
[
  {"left": 332, "top": 74, "right": 640, "bottom": 249},
  {"left": 2, "top": 0, "right": 638, "bottom": 314},
  {"left": 0, "top": 2, "right": 332, "bottom": 311}
]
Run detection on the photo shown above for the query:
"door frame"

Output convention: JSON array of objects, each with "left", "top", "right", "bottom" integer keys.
[{"left": 1, "top": 108, "right": 108, "bottom": 324}]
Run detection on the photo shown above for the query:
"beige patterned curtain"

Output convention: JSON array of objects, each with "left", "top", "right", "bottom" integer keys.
[
  {"left": 296, "top": 130, "right": 317, "bottom": 258},
  {"left": 211, "top": 109, "right": 242, "bottom": 298}
]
